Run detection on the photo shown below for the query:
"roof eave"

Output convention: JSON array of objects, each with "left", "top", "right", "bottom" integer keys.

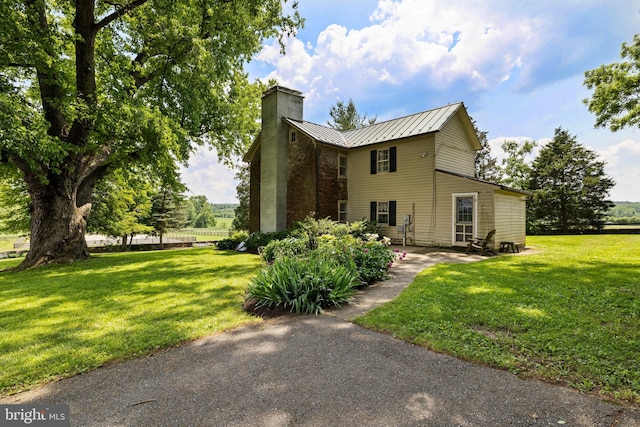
[
  {"left": 243, "top": 131, "right": 261, "bottom": 162},
  {"left": 435, "top": 169, "right": 531, "bottom": 195}
]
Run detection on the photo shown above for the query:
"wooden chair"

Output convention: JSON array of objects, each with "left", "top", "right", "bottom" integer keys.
[{"left": 465, "top": 229, "right": 496, "bottom": 256}]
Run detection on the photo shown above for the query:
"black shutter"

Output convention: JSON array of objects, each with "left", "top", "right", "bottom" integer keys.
[
  {"left": 389, "top": 201, "right": 397, "bottom": 226},
  {"left": 370, "top": 150, "right": 377, "bottom": 174},
  {"left": 370, "top": 201, "right": 377, "bottom": 221},
  {"left": 390, "top": 147, "right": 397, "bottom": 172}
]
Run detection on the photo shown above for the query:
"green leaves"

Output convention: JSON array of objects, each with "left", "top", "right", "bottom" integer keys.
[
  {"left": 1, "top": 1, "right": 302, "bottom": 266},
  {"left": 584, "top": 33, "right": 640, "bottom": 131},
  {"left": 247, "top": 256, "right": 358, "bottom": 315}
]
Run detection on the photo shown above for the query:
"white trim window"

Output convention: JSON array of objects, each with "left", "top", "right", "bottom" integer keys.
[
  {"left": 338, "top": 201, "right": 348, "bottom": 222},
  {"left": 377, "top": 201, "right": 389, "bottom": 224},
  {"left": 377, "top": 149, "right": 390, "bottom": 172},
  {"left": 338, "top": 155, "right": 347, "bottom": 178}
]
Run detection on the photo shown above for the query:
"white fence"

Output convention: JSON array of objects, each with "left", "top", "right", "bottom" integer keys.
[{"left": 12, "top": 234, "right": 197, "bottom": 250}]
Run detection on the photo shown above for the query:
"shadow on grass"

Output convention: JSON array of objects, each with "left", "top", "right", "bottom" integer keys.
[
  {"left": 0, "top": 248, "right": 265, "bottom": 395},
  {"left": 357, "top": 247, "right": 640, "bottom": 404}
]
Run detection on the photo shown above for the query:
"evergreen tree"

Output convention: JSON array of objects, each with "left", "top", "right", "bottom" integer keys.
[
  {"left": 528, "top": 128, "right": 615, "bottom": 233},
  {"left": 327, "top": 99, "right": 376, "bottom": 130},
  {"left": 148, "top": 186, "right": 187, "bottom": 249}
]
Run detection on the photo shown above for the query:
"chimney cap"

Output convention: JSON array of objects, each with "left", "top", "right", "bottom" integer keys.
[{"left": 262, "top": 85, "right": 304, "bottom": 98}]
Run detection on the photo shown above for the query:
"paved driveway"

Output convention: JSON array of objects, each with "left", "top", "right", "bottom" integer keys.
[{"left": 3, "top": 249, "right": 639, "bottom": 426}]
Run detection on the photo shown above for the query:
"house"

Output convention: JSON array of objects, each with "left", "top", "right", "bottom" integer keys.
[{"left": 243, "top": 86, "right": 527, "bottom": 250}]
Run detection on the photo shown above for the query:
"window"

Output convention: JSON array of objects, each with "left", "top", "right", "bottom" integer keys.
[
  {"left": 370, "top": 147, "right": 397, "bottom": 174},
  {"left": 338, "top": 155, "right": 347, "bottom": 177},
  {"left": 377, "top": 201, "right": 389, "bottom": 224},
  {"left": 338, "top": 201, "right": 347, "bottom": 222},
  {"left": 370, "top": 201, "right": 396, "bottom": 226},
  {"left": 290, "top": 131, "right": 297, "bottom": 142},
  {"left": 377, "top": 149, "right": 390, "bottom": 173}
]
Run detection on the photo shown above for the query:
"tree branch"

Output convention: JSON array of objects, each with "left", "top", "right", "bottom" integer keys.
[
  {"left": 23, "top": 0, "right": 69, "bottom": 139},
  {"left": 95, "top": 0, "right": 149, "bottom": 32}
]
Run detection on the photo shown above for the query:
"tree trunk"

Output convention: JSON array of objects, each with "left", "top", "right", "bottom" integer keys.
[{"left": 18, "top": 175, "right": 91, "bottom": 269}]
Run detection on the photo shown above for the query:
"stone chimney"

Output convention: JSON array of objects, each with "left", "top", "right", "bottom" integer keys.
[{"left": 259, "top": 86, "right": 304, "bottom": 232}]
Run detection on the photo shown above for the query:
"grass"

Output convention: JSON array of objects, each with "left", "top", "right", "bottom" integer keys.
[
  {"left": 0, "top": 236, "right": 19, "bottom": 252},
  {"left": 356, "top": 235, "right": 640, "bottom": 405},
  {"left": 167, "top": 225, "right": 234, "bottom": 242},
  {"left": 0, "top": 248, "right": 263, "bottom": 396}
]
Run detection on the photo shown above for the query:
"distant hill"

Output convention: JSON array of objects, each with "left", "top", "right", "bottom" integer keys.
[
  {"left": 212, "top": 203, "right": 238, "bottom": 219},
  {"left": 608, "top": 202, "right": 640, "bottom": 224}
]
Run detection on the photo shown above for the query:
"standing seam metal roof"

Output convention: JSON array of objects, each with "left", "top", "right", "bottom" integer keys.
[{"left": 285, "top": 102, "right": 463, "bottom": 148}]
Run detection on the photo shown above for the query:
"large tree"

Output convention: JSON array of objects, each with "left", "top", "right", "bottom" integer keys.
[
  {"left": 0, "top": 1, "right": 301, "bottom": 268},
  {"left": 327, "top": 99, "right": 376, "bottom": 130},
  {"left": 471, "top": 118, "right": 502, "bottom": 182},
  {"left": 185, "top": 195, "right": 215, "bottom": 228},
  {"left": 500, "top": 139, "right": 537, "bottom": 190},
  {"left": 528, "top": 128, "right": 614, "bottom": 233},
  {"left": 584, "top": 34, "right": 640, "bottom": 131}
]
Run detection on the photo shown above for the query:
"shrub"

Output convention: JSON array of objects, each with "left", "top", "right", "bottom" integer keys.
[
  {"left": 348, "top": 218, "right": 379, "bottom": 239},
  {"left": 247, "top": 256, "right": 358, "bottom": 315},
  {"left": 260, "top": 236, "right": 309, "bottom": 263},
  {"left": 216, "top": 238, "right": 242, "bottom": 250},
  {"left": 351, "top": 240, "right": 397, "bottom": 285},
  {"left": 245, "top": 231, "right": 289, "bottom": 252},
  {"left": 216, "top": 230, "right": 249, "bottom": 250}
]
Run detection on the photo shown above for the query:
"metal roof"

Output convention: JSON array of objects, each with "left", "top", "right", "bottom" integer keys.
[
  {"left": 283, "top": 119, "right": 349, "bottom": 148},
  {"left": 285, "top": 102, "right": 464, "bottom": 148}
]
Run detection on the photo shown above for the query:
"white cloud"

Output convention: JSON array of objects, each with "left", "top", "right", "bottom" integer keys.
[
  {"left": 179, "top": 147, "right": 239, "bottom": 204},
  {"left": 256, "top": 0, "right": 542, "bottom": 99},
  {"left": 597, "top": 139, "right": 640, "bottom": 202},
  {"left": 246, "top": 0, "right": 640, "bottom": 202}
]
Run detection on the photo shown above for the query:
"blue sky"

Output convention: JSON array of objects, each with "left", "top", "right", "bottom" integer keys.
[{"left": 181, "top": 0, "right": 640, "bottom": 203}]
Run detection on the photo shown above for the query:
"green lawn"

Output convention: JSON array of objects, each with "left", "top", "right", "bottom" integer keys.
[
  {"left": 0, "top": 248, "right": 263, "bottom": 396},
  {"left": 356, "top": 235, "right": 640, "bottom": 405},
  {"left": 167, "top": 225, "right": 233, "bottom": 242},
  {"left": 0, "top": 236, "right": 18, "bottom": 252}
]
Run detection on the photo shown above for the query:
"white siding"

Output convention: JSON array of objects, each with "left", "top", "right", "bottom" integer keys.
[
  {"left": 434, "top": 172, "right": 496, "bottom": 248},
  {"left": 494, "top": 191, "right": 527, "bottom": 247},
  {"left": 346, "top": 135, "right": 436, "bottom": 245},
  {"left": 434, "top": 111, "right": 476, "bottom": 176}
]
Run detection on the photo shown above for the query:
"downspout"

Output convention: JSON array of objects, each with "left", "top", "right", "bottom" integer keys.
[{"left": 315, "top": 142, "right": 319, "bottom": 217}]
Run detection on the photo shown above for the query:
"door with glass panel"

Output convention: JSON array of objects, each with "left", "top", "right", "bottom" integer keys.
[{"left": 453, "top": 194, "right": 476, "bottom": 246}]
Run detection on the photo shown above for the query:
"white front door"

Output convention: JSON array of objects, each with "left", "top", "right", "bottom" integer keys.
[{"left": 452, "top": 193, "right": 477, "bottom": 246}]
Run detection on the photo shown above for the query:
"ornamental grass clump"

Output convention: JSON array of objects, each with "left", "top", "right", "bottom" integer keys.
[{"left": 246, "top": 256, "right": 358, "bottom": 315}]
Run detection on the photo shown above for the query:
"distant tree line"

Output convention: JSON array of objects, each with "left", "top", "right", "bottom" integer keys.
[
  {"left": 474, "top": 127, "right": 615, "bottom": 234},
  {"left": 607, "top": 202, "right": 640, "bottom": 224}
]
